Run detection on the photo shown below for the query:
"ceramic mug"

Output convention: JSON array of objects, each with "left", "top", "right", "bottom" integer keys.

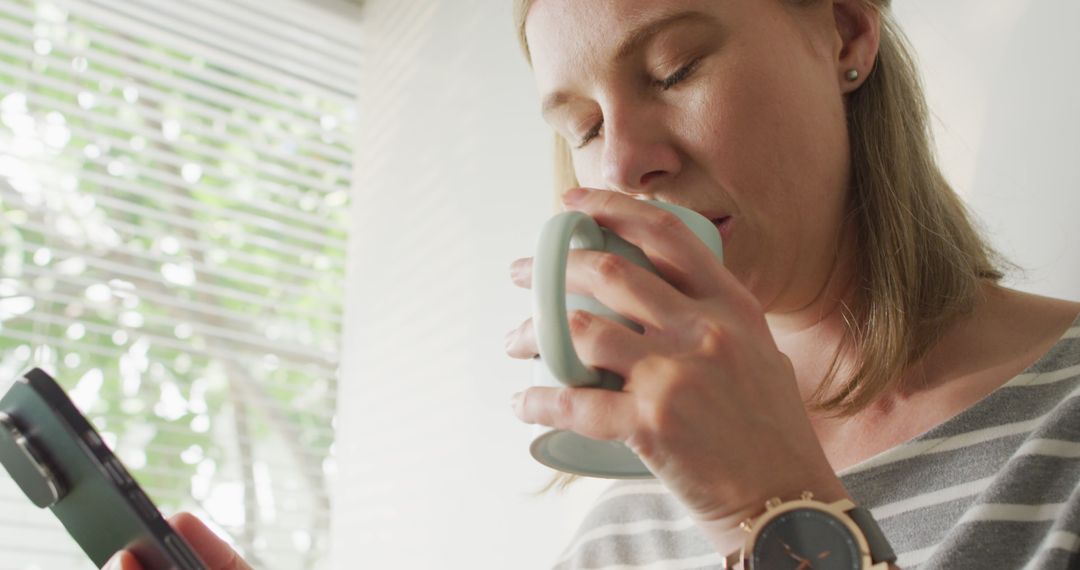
[{"left": 529, "top": 200, "right": 723, "bottom": 478}]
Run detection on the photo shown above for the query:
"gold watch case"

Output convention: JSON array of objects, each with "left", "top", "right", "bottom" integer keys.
[{"left": 722, "top": 492, "right": 891, "bottom": 570}]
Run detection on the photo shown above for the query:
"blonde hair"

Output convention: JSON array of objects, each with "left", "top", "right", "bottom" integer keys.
[{"left": 514, "top": 0, "right": 1005, "bottom": 490}]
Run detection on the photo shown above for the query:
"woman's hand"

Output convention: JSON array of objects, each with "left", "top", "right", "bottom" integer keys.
[
  {"left": 104, "top": 512, "right": 252, "bottom": 570},
  {"left": 506, "top": 188, "right": 848, "bottom": 543}
]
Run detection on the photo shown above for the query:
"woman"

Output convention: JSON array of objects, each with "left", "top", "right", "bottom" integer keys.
[
  {"left": 113, "top": 0, "right": 1079, "bottom": 568},
  {"left": 502, "top": 0, "right": 1080, "bottom": 568}
]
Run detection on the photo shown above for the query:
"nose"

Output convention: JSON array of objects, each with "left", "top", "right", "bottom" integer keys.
[{"left": 600, "top": 105, "right": 681, "bottom": 194}]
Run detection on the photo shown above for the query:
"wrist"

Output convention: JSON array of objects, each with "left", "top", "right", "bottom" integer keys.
[
  {"left": 695, "top": 478, "right": 852, "bottom": 558},
  {"left": 704, "top": 484, "right": 899, "bottom": 570}
]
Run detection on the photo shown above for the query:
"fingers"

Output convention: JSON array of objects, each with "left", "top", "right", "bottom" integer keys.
[
  {"left": 168, "top": 512, "right": 253, "bottom": 570},
  {"left": 512, "top": 385, "right": 637, "bottom": 441},
  {"left": 563, "top": 188, "right": 737, "bottom": 299},
  {"left": 506, "top": 311, "right": 648, "bottom": 378},
  {"left": 510, "top": 250, "right": 688, "bottom": 331},
  {"left": 505, "top": 317, "right": 538, "bottom": 359}
]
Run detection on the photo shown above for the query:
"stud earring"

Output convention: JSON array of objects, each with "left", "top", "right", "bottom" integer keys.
[{"left": 846, "top": 69, "right": 860, "bottom": 82}]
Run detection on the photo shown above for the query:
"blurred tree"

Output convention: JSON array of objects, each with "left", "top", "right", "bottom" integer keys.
[{"left": 0, "top": 0, "right": 356, "bottom": 567}]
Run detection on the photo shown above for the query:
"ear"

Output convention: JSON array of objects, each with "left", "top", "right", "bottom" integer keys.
[{"left": 831, "top": 0, "right": 881, "bottom": 94}]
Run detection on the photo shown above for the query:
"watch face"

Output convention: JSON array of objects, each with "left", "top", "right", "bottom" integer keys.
[{"left": 750, "top": 508, "right": 862, "bottom": 570}]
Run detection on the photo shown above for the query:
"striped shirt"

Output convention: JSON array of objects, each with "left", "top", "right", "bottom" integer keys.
[{"left": 553, "top": 314, "right": 1080, "bottom": 569}]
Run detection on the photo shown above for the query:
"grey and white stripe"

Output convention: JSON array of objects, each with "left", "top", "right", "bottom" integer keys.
[{"left": 554, "top": 315, "right": 1080, "bottom": 569}]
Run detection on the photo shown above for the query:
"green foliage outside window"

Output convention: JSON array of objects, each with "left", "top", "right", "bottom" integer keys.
[{"left": 0, "top": 1, "right": 355, "bottom": 567}]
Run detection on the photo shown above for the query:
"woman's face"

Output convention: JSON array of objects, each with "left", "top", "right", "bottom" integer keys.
[{"left": 526, "top": 0, "right": 856, "bottom": 314}]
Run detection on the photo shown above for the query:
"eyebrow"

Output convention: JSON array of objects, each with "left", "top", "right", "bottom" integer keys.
[{"left": 540, "top": 10, "right": 719, "bottom": 118}]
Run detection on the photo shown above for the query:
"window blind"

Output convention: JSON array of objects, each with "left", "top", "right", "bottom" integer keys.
[{"left": 0, "top": 0, "right": 360, "bottom": 568}]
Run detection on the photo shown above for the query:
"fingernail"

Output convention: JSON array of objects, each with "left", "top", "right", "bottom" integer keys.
[
  {"left": 562, "top": 187, "right": 586, "bottom": 204},
  {"left": 510, "top": 392, "right": 523, "bottom": 415},
  {"left": 510, "top": 258, "right": 530, "bottom": 281},
  {"left": 103, "top": 552, "right": 123, "bottom": 570},
  {"left": 504, "top": 328, "right": 518, "bottom": 350}
]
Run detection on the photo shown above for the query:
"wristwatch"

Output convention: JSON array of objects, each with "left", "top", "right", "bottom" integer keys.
[{"left": 722, "top": 491, "right": 896, "bottom": 569}]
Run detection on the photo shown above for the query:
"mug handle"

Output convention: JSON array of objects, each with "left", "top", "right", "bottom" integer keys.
[{"left": 532, "top": 211, "right": 608, "bottom": 388}]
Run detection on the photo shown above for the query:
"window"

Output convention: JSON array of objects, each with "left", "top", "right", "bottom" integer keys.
[{"left": 0, "top": 0, "right": 359, "bottom": 567}]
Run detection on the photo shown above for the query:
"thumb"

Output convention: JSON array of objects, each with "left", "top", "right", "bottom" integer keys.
[
  {"left": 168, "top": 513, "right": 253, "bottom": 570},
  {"left": 102, "top": 550, "right": 139, "bottom": 570}
]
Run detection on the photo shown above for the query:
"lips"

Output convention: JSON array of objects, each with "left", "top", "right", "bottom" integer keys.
[{"left": 709, "top": 216, "right": 733, "bottom": 243}]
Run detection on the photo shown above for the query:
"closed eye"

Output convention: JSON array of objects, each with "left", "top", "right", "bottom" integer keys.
[
  {"left": 654, "top": 56, "right": 702, "bottom": 90},
  {"left": 576, "top": 120, "right": 603, "bottom": 149},
  {"left": 575, "top": 56, "right": 703, "bottom": 149}
]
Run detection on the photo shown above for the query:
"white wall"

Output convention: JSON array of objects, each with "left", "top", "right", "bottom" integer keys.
[
  {"left": 894, "top": 0, "right": 1080, "bottom": 301},
  {"left": 331, "top": 2, "right": 1080, "bottom": 569},
  {"left": 331, "top": 2, "right": 609, "bottom": 569}
]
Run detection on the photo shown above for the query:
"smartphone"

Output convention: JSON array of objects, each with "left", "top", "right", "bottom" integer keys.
[{"left": 0, "top": 367, "right": 207, "bottom": 569}]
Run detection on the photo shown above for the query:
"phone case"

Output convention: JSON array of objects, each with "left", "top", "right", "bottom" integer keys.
[{"left": 0, "top": 368, "right": 207, "bottom": 569}]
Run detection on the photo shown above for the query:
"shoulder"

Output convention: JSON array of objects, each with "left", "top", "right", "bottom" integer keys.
[
  {"left": 982, "top": 286, "right": 1079, "bottom": 336},
  {"left": 1007, "top": 288, "right": 1080, "bottom": 327},
  {"left": 1003, "top": 289, "right": 1080, "bottom": 369},
  {"left": 947, "top": 286, "right": 1080, "bottom": 378}
]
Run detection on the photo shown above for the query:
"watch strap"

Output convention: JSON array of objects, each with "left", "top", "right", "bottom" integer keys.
[{"left": 848, "top": 506, "right": 897, "bottom": 565}]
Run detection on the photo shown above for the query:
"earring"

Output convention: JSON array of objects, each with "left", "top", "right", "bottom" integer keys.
[{"left": 846, "top": 69, "right": 860, "bottom": 82}]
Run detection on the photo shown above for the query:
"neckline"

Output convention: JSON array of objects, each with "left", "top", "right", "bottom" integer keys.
[{"left": 837, "top": 310, "right": 1080, "bottom": 477}]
